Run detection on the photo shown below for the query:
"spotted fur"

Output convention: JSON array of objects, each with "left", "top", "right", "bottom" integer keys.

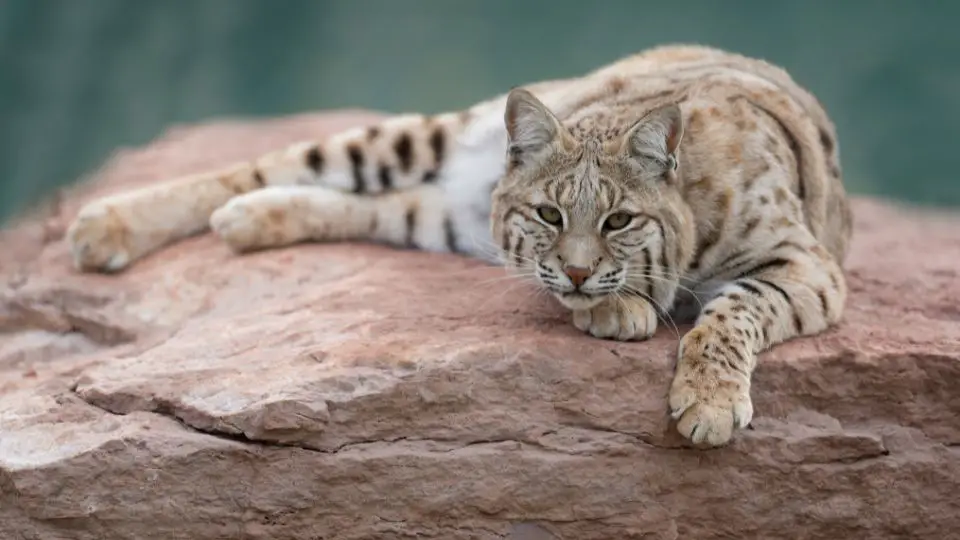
[{"left": 67, "top": 44, "right": 851, "bottom": 447}]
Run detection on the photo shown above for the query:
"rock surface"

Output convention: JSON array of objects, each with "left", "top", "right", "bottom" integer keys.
[{"left": 2, "top": 111, "right": 960, "bottom": 540}]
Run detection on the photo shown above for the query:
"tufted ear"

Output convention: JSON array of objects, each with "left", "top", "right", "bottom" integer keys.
[
  {"left": 504, "top": 88, "right": 567, "bottom": 168},
  {"left": 621, "top": 103, "right": 684, "bottom": 173}
]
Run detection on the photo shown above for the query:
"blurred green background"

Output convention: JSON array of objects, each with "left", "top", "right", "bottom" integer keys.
[{"left": 2, "top": 0, "right": 958, "bottom": 224}]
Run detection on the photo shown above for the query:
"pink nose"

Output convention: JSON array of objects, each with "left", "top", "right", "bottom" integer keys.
[{"left": 563, "top": 266, "right": 592, "bottom": 287}]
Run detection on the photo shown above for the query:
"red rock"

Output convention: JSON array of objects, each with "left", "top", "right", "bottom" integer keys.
[{"left": 1, "top": 112, "right": 959, "bottom": 539}]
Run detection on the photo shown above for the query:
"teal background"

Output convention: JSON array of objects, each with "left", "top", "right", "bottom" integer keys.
[{"left": 2, "top": 0, "right": 958, "bottom": 223}]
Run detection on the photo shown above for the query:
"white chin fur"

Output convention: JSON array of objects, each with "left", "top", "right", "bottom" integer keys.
[{"left": 554, "top": 292, "right": 606, "bottom": 311}]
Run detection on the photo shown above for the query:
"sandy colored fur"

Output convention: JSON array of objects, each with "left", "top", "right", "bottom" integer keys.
[
  {"left": 490, "top": 44, "right": 850, "bottom": 446},
  {"left": 66, "top": 44, "right": 852, "bottom": 447}
]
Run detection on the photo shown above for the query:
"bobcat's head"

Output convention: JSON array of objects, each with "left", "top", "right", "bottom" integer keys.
[{"left": 490, "top": 88, "right": 694, "bottom": 311}]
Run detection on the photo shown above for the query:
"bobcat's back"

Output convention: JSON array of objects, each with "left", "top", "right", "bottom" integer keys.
[{"left": 530, "top": 44, "right": 852, "bottom": 265}]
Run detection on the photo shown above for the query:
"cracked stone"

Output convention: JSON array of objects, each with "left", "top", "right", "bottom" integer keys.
[{"left": 2, "top": 111, "right": 960, "bottom": 539}]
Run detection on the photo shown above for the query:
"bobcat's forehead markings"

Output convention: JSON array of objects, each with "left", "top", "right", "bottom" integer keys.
[{"left": 65, "top": 44, "right": 851, "bottom": 449}]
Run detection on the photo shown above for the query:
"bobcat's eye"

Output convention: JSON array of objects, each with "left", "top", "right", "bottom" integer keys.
[
  {"left": 603, "top": 212, "right": 632, "bottom": 231},
  {"left": 536, "top": 206, "right": 564, "bottom": 227}
]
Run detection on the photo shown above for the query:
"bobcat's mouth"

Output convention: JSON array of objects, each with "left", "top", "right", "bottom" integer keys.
[{"left": 556, "top": 290, "right": 606, "bottom": 310}]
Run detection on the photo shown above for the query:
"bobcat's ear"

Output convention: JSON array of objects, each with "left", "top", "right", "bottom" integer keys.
[
  {"left": 504, "top": 88, "right": 570, "bottom": 168},
  {"left": 621, "top": 103, "right": 684, "bottom": 175}
]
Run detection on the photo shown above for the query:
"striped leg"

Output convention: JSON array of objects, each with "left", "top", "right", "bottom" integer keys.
[
  {"left": 302, "top": 113, "right": 465, "bottom": 194},
  {"left": 210, "top": 184, "right": 469, "bottom": 257},
  {"left": 667, "top": 236, "right": 846, "bottom": 446},
  {"left": 66, "top": 112, "right": 474, "bottom": 272}
]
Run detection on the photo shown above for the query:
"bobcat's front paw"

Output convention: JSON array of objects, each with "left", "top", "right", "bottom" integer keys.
[
  {"left": 668, "top": 327, "right": 754, "bottom": 446},
  {"left": 572, "top": 295, "right": 657, "bottom": 341},
  {"left": 66, "top": 204, "right": 133, "bottom": 272}
]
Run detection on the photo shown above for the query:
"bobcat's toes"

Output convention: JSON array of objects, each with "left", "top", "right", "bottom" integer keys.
[
  {"left": 210, "top": 199, "right": 263, "bottom": 252},
  {"left": 668, "top": 351, "right": 754, "bottom": 447},
  {"left": 66, "top": 204, "right": 133, "bottom": 273},
  {"left": 573, "top": 296, "right": 657, "bottom": 341},
  {"left": 210, "top": 197, "right": 295, "bottom": 252}
]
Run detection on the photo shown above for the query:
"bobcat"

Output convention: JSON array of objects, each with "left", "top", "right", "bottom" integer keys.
[{"left": 66, "top": 44, "right": 852, "bottom": 447}]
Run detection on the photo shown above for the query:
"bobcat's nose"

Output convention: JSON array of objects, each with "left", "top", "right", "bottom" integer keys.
[{"left": 563, "top": 265, "right": 593, "bottom": 288}]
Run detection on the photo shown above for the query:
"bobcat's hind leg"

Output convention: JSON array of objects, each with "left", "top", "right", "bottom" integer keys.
[
  {"left": 67, "top": 163, "right": 263, "bottom": 272},
  {"left": 67, "top": 111, "right": 473, "bottom": 272},
  {"left": 209, "top": 183, "right": 471, "bottom": 257}
]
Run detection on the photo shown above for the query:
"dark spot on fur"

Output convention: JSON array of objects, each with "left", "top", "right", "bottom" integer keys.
[
  {"left": 817, "top": 289, "right": 830, "bottom": 316},
  {"left": 404, "top": 205, "right": 417, "bottom": 247},
  {"left": 378, "top": 164, "right": 393, "bottom": 191},
  {"left": 792, "top": 312, "right": 804, "bottom": 335},
  {"left": 738, "top": 281, "right": 763, "bottom": 296},
  {"left": 754, "top": 278, "right": 800, "bottom": 334},
  {"left": 394, "top": 134, "right": 414, "bottom": 173},
  {"left": 443, "top": 216, "right": 459, "bottom": 253},
  {"left": 513, "top": 236, "right": 525, "bottom": 267},
  {"left": 429, "top": 126, "right": 446, "bottom": 167},
  {"left": 818, "top": 128, "right": 834, "bottom": 153},
  {"left": 737, "top": 258, "right": 791, "bottom": 279},
  {"left": 346, "top": 143, "right": 366, "bottom": 194},
  {"left": 741, "top": 217, "right": 761, "bottom": 238},
  {"left": 305, "top": 147, "right": 324, "bottom": 173}
]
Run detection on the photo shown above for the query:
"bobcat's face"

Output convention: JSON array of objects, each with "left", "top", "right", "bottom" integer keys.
[
  {"left": 491, "top": 89, "right": 690, "bottom": 311},
  {"left": 499, "top": 170, "right": 670, "bottom": 311}
]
